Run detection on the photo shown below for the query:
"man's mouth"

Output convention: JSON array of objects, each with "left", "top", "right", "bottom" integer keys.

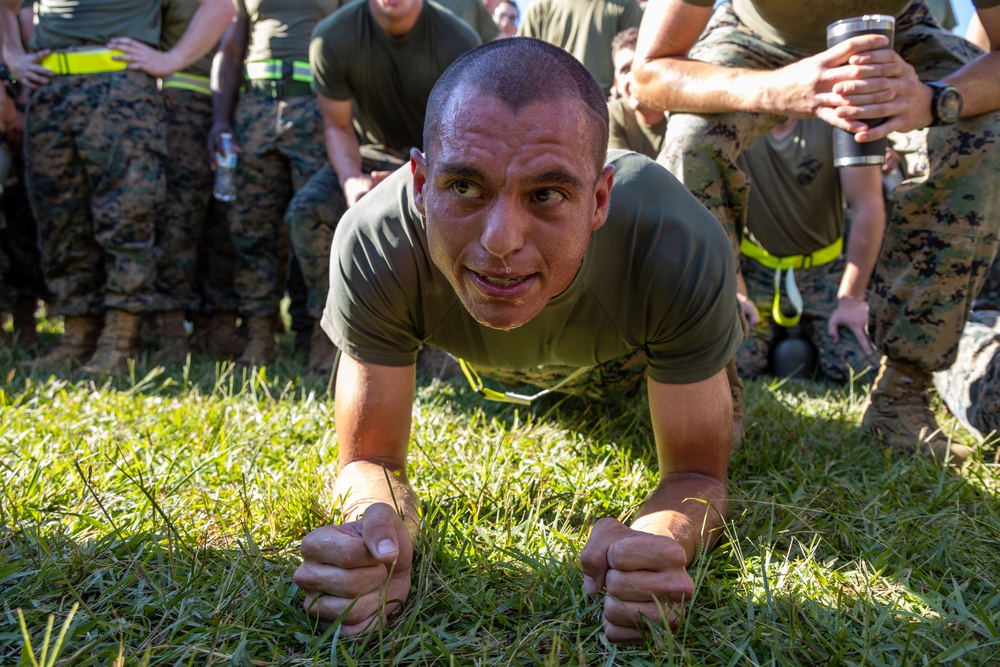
[{"left": 473, "top": 271, "right": 530, "bottom": 288}]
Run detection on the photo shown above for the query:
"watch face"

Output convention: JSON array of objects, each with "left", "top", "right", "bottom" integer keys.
[{"left": 938, "top": 87, "right": 963, "bottom": 125}]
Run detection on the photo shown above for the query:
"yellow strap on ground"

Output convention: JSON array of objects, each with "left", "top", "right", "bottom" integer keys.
[
  {"left": 41, "top": 49, "right": 127, "bottom": 75},
  {"left": 161, "top": 72, "right": 211, "bottom": 95}
]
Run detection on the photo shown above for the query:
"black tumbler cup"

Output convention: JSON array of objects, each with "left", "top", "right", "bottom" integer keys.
[{"left": 826, "top": 14, "right": 896, "bottom": 167}]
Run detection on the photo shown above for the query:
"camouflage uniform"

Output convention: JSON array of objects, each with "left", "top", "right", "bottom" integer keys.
[
  {"left": 659, "top": 1, "right": 1000, "bottom": 374},
  {"left": 25, "top": 71, "right": 166, "bottom": 316},
  {"left": 230, "top": 93, "right": 327, "bottom": 317},
  {"left": 0, "top": 149, "right": 47, "bottom": 310},
  {"left": 737, "top": 256, "right": 880, "bottom": 383},
  {"left": 933, "top": 310, "right": 1000, "bottom": 438},
  {"left": 286, "top": 147, "right": 401, "bottom": 319},
  {"left": 157, "top": 86, "right": 214, "bottom": 313}
]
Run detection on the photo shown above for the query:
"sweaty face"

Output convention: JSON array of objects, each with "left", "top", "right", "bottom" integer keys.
[{"left": 413, "top": 92, "right": 613, "bottom": 332}]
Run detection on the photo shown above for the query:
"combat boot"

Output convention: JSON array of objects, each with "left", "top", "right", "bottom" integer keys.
[
  {"left": 210, "top": 312, "right": 246, "bottom": 358},
  {"left": 236, "top": 315, "right": 276, "bottom": 368},
  {"left": 79, "top": 309, "right": 143, "bottom": 377},
  {"left": 861, "top": 356, "right": 972, "bottom": 466},
  {"left": 12, "top": 297, "right": 39, "bottom": 350},
  {"left": 307, "top": 321, "right": 338, "bottom": 377},
  {"left": 153, "top": 310, "right": 190, "bottom": 364},
  {"left": 21, "top": 314, "right": 101, "bottom": 373}
]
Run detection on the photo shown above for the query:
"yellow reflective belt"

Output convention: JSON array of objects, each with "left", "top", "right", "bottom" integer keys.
[
  {"left": 245, "top": 59, "right": 313, "bottom": 82},
  {"left": 740, "top": 237, "right": 844, "bottom": 328},
  {"left": 162, "top": 72, "right": 211, "bottom": 95},
  {"left": 456, "top": 357, "right": 591, "bottom": 405},
  {"left": 41, "top": 49, "right": 127, "bottom": 75}
]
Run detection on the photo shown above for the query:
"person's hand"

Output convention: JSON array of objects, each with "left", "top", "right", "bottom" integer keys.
[
  {"left": 293, "top": 502, "right": 413, "bottom": 636},
  {"left": 580, "top": 518, "right": 694, "bottom": 644},
  {"left": 343, "top": 174, "right": 379, "bottom": 207},
  {"left": 882, "top": 146, "right": 902, "bottom": 175},
  {"left": 736, "top": 291, "right": 761, "bottom": 329},
  {"left": 830, "top": 45, "right": 933, "bottom": 141},
  {"left": 763, "top": 33, "right": 895, "bottom": 125},
  {"left": 827, "top": 295, "right": 873, "bottom": 355},
  {"left": 5, "top": 49, "right": 53, "bottom": 89},
  {"left": 107, "top": 37, "right": 181, "bottom": 78},
  {"left": 206, "top": 123, "right": 240, "bottom": 169}
]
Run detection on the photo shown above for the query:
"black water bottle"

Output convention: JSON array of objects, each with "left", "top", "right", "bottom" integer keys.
[{"left": 772, "top": 326, "right": 817, "bottom": 380}]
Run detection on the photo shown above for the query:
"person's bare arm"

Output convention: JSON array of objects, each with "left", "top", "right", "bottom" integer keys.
[
  {"left": 580, "top": 367, "right": 731, "bottom": 643},
  {"left": 834, "top": 6, "right": 1000, "bottom": 141},
  {"left": 207, "top": 16, "right": 247, "bottom": 166},
  {"left": 827, "top": 165, "right": 885, "bottom": 352},
  {"left": 293, "top": 354, "right": 419, "bottom": 636},
  {"left": 631, "top": 0, "right": 886, "bottom": 124},
  {"left": 318, "top": 95, "right": 390, "bottom": 206},
  {"left": 0, "top": 0, "right": 51, "bottom": 88},
  {"left": 107, "top": 0, "right": 235, "bottom": 78}
]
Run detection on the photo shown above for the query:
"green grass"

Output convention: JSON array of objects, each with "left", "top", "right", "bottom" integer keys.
[{"left": 1, "top": 330, "right": 999, "bottom": 665}]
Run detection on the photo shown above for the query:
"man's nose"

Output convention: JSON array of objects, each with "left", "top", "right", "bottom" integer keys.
[{"left": 479, "top": 196, "right": 526, "bottom": 259}]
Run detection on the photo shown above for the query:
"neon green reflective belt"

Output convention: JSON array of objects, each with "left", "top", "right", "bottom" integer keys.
[
  {"left": 41, "top": 49, "right": 127, "bottom": 75},
  {"left": 162, "top": 72, "right": 211, "bottom": 95},
  {"left": 244, "top": 59, "right": 313, "bottom": 82},
  {"left": 740, "top": 236, "right": 844, "bottom": 327}
]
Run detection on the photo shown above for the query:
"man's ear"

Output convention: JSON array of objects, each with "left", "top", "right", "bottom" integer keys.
[
  {"left": 411, "top": 148, "right": 428, "bottom": 215},
  {"left": 591, "top": 165, "right": 615, "bottom": 233}
]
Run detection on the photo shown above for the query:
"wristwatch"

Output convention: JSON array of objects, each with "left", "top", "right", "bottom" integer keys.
[{"left": 926, "top": 81, "right": 963, "bottom": 127}]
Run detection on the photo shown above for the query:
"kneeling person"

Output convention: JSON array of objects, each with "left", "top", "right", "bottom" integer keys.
[{"left": 293, "top": 39, "right": 743, "bottom": 643}]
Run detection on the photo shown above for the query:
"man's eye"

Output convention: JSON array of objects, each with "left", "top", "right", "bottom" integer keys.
[
  {"left": 531, "top": 188, "right": 565, "bottom": 204},
  {"left": 450, "top": 181, "right": 482, "bottom": 199}
]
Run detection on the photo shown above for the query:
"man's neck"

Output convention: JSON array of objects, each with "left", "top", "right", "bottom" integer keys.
[{"left": 370, "top": 0, "right": 424, "bottom": 38}]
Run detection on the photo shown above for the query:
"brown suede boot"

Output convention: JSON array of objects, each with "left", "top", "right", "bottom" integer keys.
[
  {"left": 12, "top": 297, "right": 39, "bottom": 350},
  {"left": 236, "top": 315, "right": 276, "bottom": 368},
  {"left": 307, "top": 321, "right": 338, "bottom": 377},
  {"left": 210, "top": 312, "right": 246, "bottom": 358},
  {"left": 21, "top": 314, "right": 101, "bottom": 373},
  {"left": 79, "top": 310, "right": 143, "bottom": 377},
  {"left": 861, "top": 356, "right": 972, "bottom": 466},
  {"left": 153, "top": 310, "right": 190, "bottom": 364}
]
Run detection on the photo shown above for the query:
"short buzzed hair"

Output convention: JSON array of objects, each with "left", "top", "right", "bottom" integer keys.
[
  {"left": 424, "top": 38, "right": 610, "bottom": 177},
  {"left": 611, "top": 27, "right": 639, "bottom": 60}
]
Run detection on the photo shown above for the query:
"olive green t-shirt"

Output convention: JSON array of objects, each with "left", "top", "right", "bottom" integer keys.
[
  {"left": 310, "top": 0, "right": 480, "bottom": 151},
  {"left": 161, "top": 0, "right": 213, "bottom": 77},
  {"left": 236, "top": 0, "right": 344, "bottom": 64},
  {"left": 683, "top": 0, "right": 1000, "bottom": 53},
  {"left": 432, "top": 0, "right": 500, "bottom": 43},
  {"left": 517, "top": 0, "right": 643, "bottom": 95},
  {"left": 737, "top": 119, "right": 842, "bottom": 257},
  {"left": 31, "top": 0, "right": 161, "bottom": 51},
  {"left": 322, "top": 150, "right": 743, "bottom": 385},
  {"left": 607, "top": 97, "right": 666, "bottom": 160}
]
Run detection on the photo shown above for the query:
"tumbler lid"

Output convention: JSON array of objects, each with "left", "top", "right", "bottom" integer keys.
[{"left": 827, "top": 14, "right": 895, "bottom": 41}]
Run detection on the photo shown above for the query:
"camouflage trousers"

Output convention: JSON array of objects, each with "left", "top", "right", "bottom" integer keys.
[
  {"left": 0, "top": 145, "right": 46, "bottom": 311},
  {"left": 658, "top": 0, "right": 999, "bottom": 374},
  {"left": 933, "top": 310, "right": 1000, "bottom": 439},
  {"left": 472, "top": 347, "right": 648, "bottom": 401},
  {"left": 230, "top": 93, "right": 326, "bottom": 317},
  {"left": 737, "top": 255, "right": 880, "bottom": 384},
  {"left": 157, "top": 87, "right": 214, "bottom": 313},
  {"left": 25, "top": 71, "right": 166, "bottom": 316},
  {"left": 287, "top": 147, "right": 406, "bottom": 319}
]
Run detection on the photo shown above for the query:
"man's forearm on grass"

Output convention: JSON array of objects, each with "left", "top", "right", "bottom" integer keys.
[
  {"left": 333, "top": 459, "right": 421, "bottom": 539},
  {"left": 630, "top": 472, "right": 729, "bottom": 565}
]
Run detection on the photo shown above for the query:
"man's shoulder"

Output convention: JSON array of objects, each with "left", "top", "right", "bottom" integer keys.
[
  {"left": 424, "top": 0, "right": 483, "bottom": 46},
  {"left": 313, "top": 0, "right": 367, "bottom": 39}
]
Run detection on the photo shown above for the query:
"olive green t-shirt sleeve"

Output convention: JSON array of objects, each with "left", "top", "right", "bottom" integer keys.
[
  {"left": 310, "top": 10, "right": 353, "bottom": 101},
  {"left": 974, "top": 0, "right": 1000, "bottom": 9}
]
